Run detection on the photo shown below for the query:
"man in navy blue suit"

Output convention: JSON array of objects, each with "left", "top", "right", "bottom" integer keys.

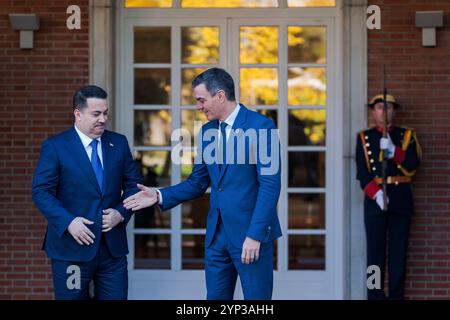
[
  {"left": 124, "top": 68, "right": 281, "bottom": 300},
  {"left": 32, "top": 85, "right": 142, "bottom": 300}
]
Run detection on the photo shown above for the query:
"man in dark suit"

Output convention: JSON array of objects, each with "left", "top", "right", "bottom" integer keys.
[
  {"left": 124, "top": 68, "right": 281, "bottom": 300},
  {"left": 355, "top": 93, "right": 422, "bottom": 299},
  {"left": 32, "top": 85, "right": 142, "bottom": 299}
]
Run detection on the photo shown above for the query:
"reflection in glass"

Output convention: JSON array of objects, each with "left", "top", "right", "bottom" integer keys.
[
  {"left": 288, "top": 152, "right": 325, "bottom": 188},
  {"left": 182, "top": 0, "right": 278, "bottom": 7},
  {"left": 134, "top": 68, "right": 171, "bottom": 105},
  {"left": 134, "top": 110, "right": 171, "bottom": 146},
  {"left": 288, "top": 109, "right": 325, "bottom": 146},
  {"left": 240, "top": 68, "right": 278, "bottom": 106},
  {"left": 288, "top": 194, "right": 325, "bottom": 229},
  {"left": 181, "top": 110, "right": 207, "bottom": 146},
  {"left": 240, "top": 26, "right": 278, "bottom": 64},
  {"left": 181, "top": 150, "right": 198, "bottom": 181},
  {"left": 288, "top": 68, "right": 326, "bottom": 106},
  {"left": 134, "top": 234, "right": 170, "bottom": 269},
  {"left": 289, "top": 235, "right": 325, "bottom": 270},
  {"left": 288, "top": 26, "right": 326, "bottom": 64},
  {"left": 134, "top": 151, "right": 171, "bottom": 229},
  {"left": 288, "top": 0, "right": 335, "bottom": 7},
  {"left": 182, "top": 27, "right": 219, "bottom": 64},
  {"left": 126, "top": 0, "right": 172, "bottom": 7},
  {"left": 256, "top": 110, "right": 278, "bottom": 126},
  {"left": 182, "top": 193, "right": 209, "bottom": 229},
  {"left": 182, "top": 68, "right": 207, "bottom": 106},
  {"left": 134, "top": 27, "right": 171, "bottom": 63},
  {"left": 182, "top": 235, "right": 205, "bottom": 269}
]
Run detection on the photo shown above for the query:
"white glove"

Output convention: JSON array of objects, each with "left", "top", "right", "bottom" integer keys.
[
  {"left": 380, "top": 134, "right": 395, "bottom": 159},
  {"left": 374, "top": 190, "right": 389, "bottom": 211}
]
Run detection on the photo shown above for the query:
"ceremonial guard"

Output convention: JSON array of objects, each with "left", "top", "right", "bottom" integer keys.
[{"left": 355, "top": 93, "right": 422, "bottom": 300}]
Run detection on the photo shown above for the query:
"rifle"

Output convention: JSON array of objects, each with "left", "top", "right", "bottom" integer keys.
[{"left": 381, "top": 66, "right": 388, "bottom": 211}]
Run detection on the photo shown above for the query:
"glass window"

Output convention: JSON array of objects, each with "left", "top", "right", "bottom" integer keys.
[
  {"left": 134, "top": 110, "right": 171, "bottom": 146},
  {"left": 126, "top": 0, "right": 172, "bottom": 7},
  {"left": 134, "top": 151, "right": 172, "bottom": 188},
  {"left": 182, "top": 193, "right": 209, "bottom": 229},
  {"left": 288, "top": 26, "right": 326, "bottom": 64},
  {"left": 240, "top": 68, "right": 278, "bottom": 106},
  {"left": 135, "top": 234, "right": 171, "bottom": 269},
  {"left": 288, "top": 193, "right": 325, "bottom": 229},
  {"left": 288, "top": 0, "right": 335, "bottom": 7},
  {"left": 134, "top": 27, "right": 171, "bottom": 63},
  {"left": 181, "top": 68, "right": 207, "bottom": 106},
  {"left": 134, "top": 68, "right": 171, "bottom": 105},
  {"left": 182, "top": 0, "right": 278, "bottom": 8},
  {"left": 240, "top": 26, "right": 278, "bottom": 64},
  {"left": 288, "top": 109, "right": 326, "bottom": 146},
  {"left": 289, "top": 235, "right": 325, "bottom": 270},
  {"left": 182, "top": 27, "right": 219, "bottom": 64},
  {"left": 288, "top": 151, "right": 325, "bottom": 188},
  {"left": 288, "top": 67, "right": 326, "bottom": 106},
  {"left": 182, "top": 235, "right": 205, "bottom": 269}
]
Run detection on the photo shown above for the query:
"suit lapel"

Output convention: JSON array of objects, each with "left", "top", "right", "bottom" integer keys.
[
  {"left": 65, "top": 127, "right": 102, "bottom": 195},
  {"left": 101, "top": 131, "right": 114, "bottom": 194},
  {"left": 218, "top": 104, "right": 248, "bottom": 183}
]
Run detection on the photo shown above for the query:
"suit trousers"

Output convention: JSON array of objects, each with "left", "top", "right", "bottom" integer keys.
[
  {"left": 51, "top": 235, "right": 128, "bottom": 300},
  {"left": 205, "top": 216, "right": 274, "bottom": 300}
]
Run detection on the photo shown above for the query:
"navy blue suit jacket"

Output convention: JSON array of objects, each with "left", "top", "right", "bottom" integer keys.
[
  {"left": 32, "top": 127, "right": 142, "bottom": 262},
  {"left": 160, "top": 105, "right": 282, "bottom": 248}
]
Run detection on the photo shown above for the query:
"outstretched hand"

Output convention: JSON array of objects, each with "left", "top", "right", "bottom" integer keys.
[{"left": 123, "top": 184, "right": 159, "bottom": 211}]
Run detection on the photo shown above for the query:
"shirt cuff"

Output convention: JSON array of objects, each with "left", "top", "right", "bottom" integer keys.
[
  {"left": 392, "top": 147, "right": 405, "bottom": 164},
  {"left": 156, "top": 189, "right": 163, "bottom": 205},
  {"left": 364, "top": 181, "right": 381, "bottom": 199}
]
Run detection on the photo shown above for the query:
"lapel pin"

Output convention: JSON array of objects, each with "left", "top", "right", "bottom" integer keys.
[{"left": 109, "top": 142, "right": 114, "bottom": 147}]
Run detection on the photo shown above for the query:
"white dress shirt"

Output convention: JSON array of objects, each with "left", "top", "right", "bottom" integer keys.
[{"left": 74, "top": 124, "right": 104, "bottom": 167}]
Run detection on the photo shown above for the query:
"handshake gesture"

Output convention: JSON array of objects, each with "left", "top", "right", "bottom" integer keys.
[{"left": 123, "top": 184, "right": 159, "bottom": 211}]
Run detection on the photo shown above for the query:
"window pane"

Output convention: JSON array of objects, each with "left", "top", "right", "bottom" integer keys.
[
  {"left": 182, "top": 0, "right": 278, "bottom": 8},
  {"left": 134, "top": 151, "right": 172, "bottom": 187},
  {"left": 182, "top": 27, "right": 219, "bottom": 64},
  {"left": 134, "top": 68, "right": 171, "bottom": 105},
  {"left": 288, "top": 26, "right": 326, "bottom": 64},
  {"left": 182, "top": 68, "right": 207, "bottom": 106},
  {"left": 182, "top": 235, "right": 205, "bottom": 269},
  {"left": 134, "top": 27, "right": 171, "bottom": 63},
  {"left": 134, "top": 110, "right": 171, "bottom": 146},
  {"left": 288, "top": 194, "right": 325, "bottom": 229},
  {"left": 126, "top": 0, "right": 172, "bottom": 7},
  {"left": 288, "top": 67, "right": 326, "bottom": 106},
  {"left": 288, "top": 0, "right": 335, "bottom": 7},
  {"left": 181, "top": 149, "right": 199, "bottom": 181},
  {"left": 134, "top": 234, "right": 170, "bottom": 269},
  {"left": 240, "top": 26, "right": 278, "bottom": 64},
  {"left": 289, "top": 109, "right": 326, "bottom": 146},
  {"left": 289, "top": 235, "right": 325, "bottom": 270},
  {"left": 181, "top": 109, "right": 207, "bottom": 146},
  {"left": 134, "top": 150, "right": 171, "bottom": 229},
  {"left": 256, "top": 109, "right": 278, "bottom": 126},
  {"left": 182, "top": 193, "right": 209, "bottom": 229},
  {"left": 288, "top": 152, "right": 325, "bottom": 188},
  {"left": 240, "top": 68, "right": 278, "bottom": 106}
]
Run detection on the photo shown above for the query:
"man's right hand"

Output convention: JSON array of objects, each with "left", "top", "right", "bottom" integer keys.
[
  {"left": 123, "top": 184, "right": 159, "bottom": 211},
  {"left": 374, "top": 190, "right": 389, "bottom": 211},
  {"left": 67, "top": 217, "right": 95, "bottom": 245}
]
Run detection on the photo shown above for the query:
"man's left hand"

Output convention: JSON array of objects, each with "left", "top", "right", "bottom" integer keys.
[
  {"left": 102, "top": 208, "right": 124, "bottom": 232},
  {"left": 241, "top": 237, "right": 261, "bottom": 264}
]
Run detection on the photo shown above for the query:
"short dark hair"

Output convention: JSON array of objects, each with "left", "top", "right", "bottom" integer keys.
[
  {"left": 73, "top": 85, "right": 107, "bottom": 111},
  {"left": 191, "top": 68, "right": 236, "bottom": 101}
]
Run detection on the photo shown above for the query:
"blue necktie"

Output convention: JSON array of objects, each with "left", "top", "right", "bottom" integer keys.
[
  {"left": 218, "top": 122, "right": 227, "bottom": 171},
  {"left": 90, "top": 139, "right": 104, "bottom": 192}
]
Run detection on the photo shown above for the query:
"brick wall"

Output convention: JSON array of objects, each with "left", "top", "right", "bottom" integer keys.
[
  {"left": 368, "top": 0, "right": 450, "bottom": 299},
  {"left": 0, "top": 0, "right": 89, "bottom": 299}
]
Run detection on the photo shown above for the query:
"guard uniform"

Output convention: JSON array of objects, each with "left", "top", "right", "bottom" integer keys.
[{"left": 355, "top": 94, "right": 422, "bottom": 300}]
